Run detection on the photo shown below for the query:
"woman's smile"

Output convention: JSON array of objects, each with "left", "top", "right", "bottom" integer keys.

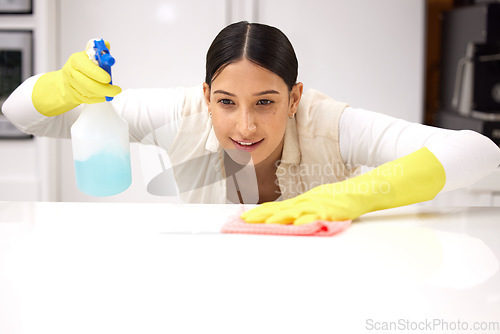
[{"left": 231, "top": 138, "right": 264, "bottom": 151}]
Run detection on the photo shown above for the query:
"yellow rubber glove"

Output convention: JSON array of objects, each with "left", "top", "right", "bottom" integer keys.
[
  {"left": 241, "top": 147, "right": 446, "bottom": 225},
  {"left": 32, "top": 42, "right": 122, "bottom": 117}
]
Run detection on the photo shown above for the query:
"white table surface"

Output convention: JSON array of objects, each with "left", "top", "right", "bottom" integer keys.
[{"left": 0, "top": 202, "right": 499, "bottom": 334}]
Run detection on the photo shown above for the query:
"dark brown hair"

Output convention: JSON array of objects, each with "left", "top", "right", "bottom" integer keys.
[{"left": 205, "top": 21, "right": 298, "bottom": 91}]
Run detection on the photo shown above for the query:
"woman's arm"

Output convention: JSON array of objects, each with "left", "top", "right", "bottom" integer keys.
[
  {"left": 241, "top": 106, "right": 500, "bottom": 225},
  {"left": 2, "top": 45, "right": 192, "bottom": 150},
  {"left": 109, "top": 86, "right": 186, "bottom": 146},
  {"left": 2, "top": 73, "right": 188, "bottom": 149},
  {"left": 2, "top": 74, "right": 80, "bottom": 138},
  {"left": 339, "top": 107, "right": 500, "bottom": 192}
]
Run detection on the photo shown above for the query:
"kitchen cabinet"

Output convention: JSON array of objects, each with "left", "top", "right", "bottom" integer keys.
[
  {"left": 0, "top": 0, "right": 57, "bottom": 201},
  {"left": 0, "top": 140, "right": 38, "bottom": 200},
  {"left": 423, "top": 169, "right": 500, "bottom": 207}
]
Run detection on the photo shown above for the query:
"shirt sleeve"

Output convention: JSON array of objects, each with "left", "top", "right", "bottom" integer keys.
[
  {"left": 1, "top": 74, "right": 188, "bottom": 150},
  {"left": 111, "top": 86, "right": 186, "bottom": 149},
  {"left": 339, "top": 106, "right": 500, "bottom": 192}
]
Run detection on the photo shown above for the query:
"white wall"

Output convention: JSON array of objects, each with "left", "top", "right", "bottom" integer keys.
[
  {"left": 258, "top": 0, "right": 425, "bottom": 123},
  {"left": 58, "top": 0, "right": 226, "bottom": 89},
  {"left": 56, "top": 0, "right": 227, "bottom": 202}
]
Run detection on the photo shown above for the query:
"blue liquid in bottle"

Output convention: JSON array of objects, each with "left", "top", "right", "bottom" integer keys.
[
  {"left": 74, "top": 151, "right": 132, "bottom": 197},
  {"left": 71, "top": 101, "right": 132, "bottom": 197}
]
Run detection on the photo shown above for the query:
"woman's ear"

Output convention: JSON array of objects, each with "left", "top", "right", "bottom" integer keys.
[
  {"left": 203, "top": 82, "right": 211, "bottom": 113},
  {"left": 289, "top": 82, "right": 303, "bottom": 117}
]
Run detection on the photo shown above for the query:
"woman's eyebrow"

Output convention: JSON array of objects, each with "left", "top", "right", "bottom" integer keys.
[
  {"left": 212, "top": 89, "right": 280, "bottom": 97},
  {"left": 213, "top": 90, "right": 236, "bottom": 96},
  {"left": 253, "top": 90, "right": 280, "bottom": 96}
]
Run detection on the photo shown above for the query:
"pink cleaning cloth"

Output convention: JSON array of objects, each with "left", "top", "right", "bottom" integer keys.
[{"left": 221, "top": 208, "right": 351, "bottom": 237}]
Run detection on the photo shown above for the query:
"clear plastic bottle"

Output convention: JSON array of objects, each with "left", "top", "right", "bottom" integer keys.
[
  {"left": 71, "top": 102, "right": 132, "bottom": 196},
  {"left": 70, "top": 39, "right": 131, "bottom": 197}
]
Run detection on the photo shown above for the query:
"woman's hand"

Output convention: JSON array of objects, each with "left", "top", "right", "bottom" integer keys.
[
  {"left": 241, "top": 183, "right": 365, "bottom": 225},
  {"left": 32, "top": 42, "right": 122, "bottom": 117},
  {"left": 241, "top": 147, "right": 447, "bottom": 225}
]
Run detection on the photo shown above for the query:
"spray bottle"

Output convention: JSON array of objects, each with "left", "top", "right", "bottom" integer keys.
[{"left": 70, "top": 39, "right": 132, "bottom": 197}]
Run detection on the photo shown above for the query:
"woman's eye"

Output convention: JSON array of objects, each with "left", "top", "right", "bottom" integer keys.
[
  {"left": 257, "top": 99, "right": 274, "bottom": 106},
  {"left": 218, "top": 99, "right": 234, "bottom": 106}
]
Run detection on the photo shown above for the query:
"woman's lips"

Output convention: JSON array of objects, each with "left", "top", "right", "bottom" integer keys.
[{"left": 231, "top": 138, "right": 264, "bottom": 152}]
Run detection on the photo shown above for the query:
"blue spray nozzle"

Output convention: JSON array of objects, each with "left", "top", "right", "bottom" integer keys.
[
  {"left": 93, "top": 39, "right": 115, "bottom": 102},
  {"left": 100, "top": 53, "right": 115, "bottom": 67}
]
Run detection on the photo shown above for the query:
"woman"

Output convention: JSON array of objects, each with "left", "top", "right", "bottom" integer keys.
[{"left": 3, "top": 21, "right": 500, "bottom": 225}]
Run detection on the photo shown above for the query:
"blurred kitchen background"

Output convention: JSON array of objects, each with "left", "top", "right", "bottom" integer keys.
[{"left": 0, "top": 0, "right": 499, "bottom": 205}]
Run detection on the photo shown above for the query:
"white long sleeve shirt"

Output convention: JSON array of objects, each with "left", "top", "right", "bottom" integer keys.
[{"left": 3, "top": 74, "right": 500, "bottom": 199}]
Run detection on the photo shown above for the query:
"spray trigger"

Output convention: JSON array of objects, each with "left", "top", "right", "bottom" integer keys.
[{"left": 87, "top": 38, "right": 115, "bottom": 102}]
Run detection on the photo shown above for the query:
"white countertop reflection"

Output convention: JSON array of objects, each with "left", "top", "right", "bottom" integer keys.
[{"left": 0, "top": 202, "right": 499, "bottom": 334}]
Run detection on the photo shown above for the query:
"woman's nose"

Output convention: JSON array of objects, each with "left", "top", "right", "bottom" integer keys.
[{"left": 238, "top": 108, "right": 256, "bottom": 133}]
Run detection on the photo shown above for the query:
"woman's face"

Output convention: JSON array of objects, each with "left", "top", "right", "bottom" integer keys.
[{"left": 203, "top": 59, "right": 302, "bottom": 166}]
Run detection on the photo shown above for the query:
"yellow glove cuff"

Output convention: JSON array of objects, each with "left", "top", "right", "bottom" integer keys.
[{"left": 32, "top": 70, "right": 79, "bottom": 117}]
